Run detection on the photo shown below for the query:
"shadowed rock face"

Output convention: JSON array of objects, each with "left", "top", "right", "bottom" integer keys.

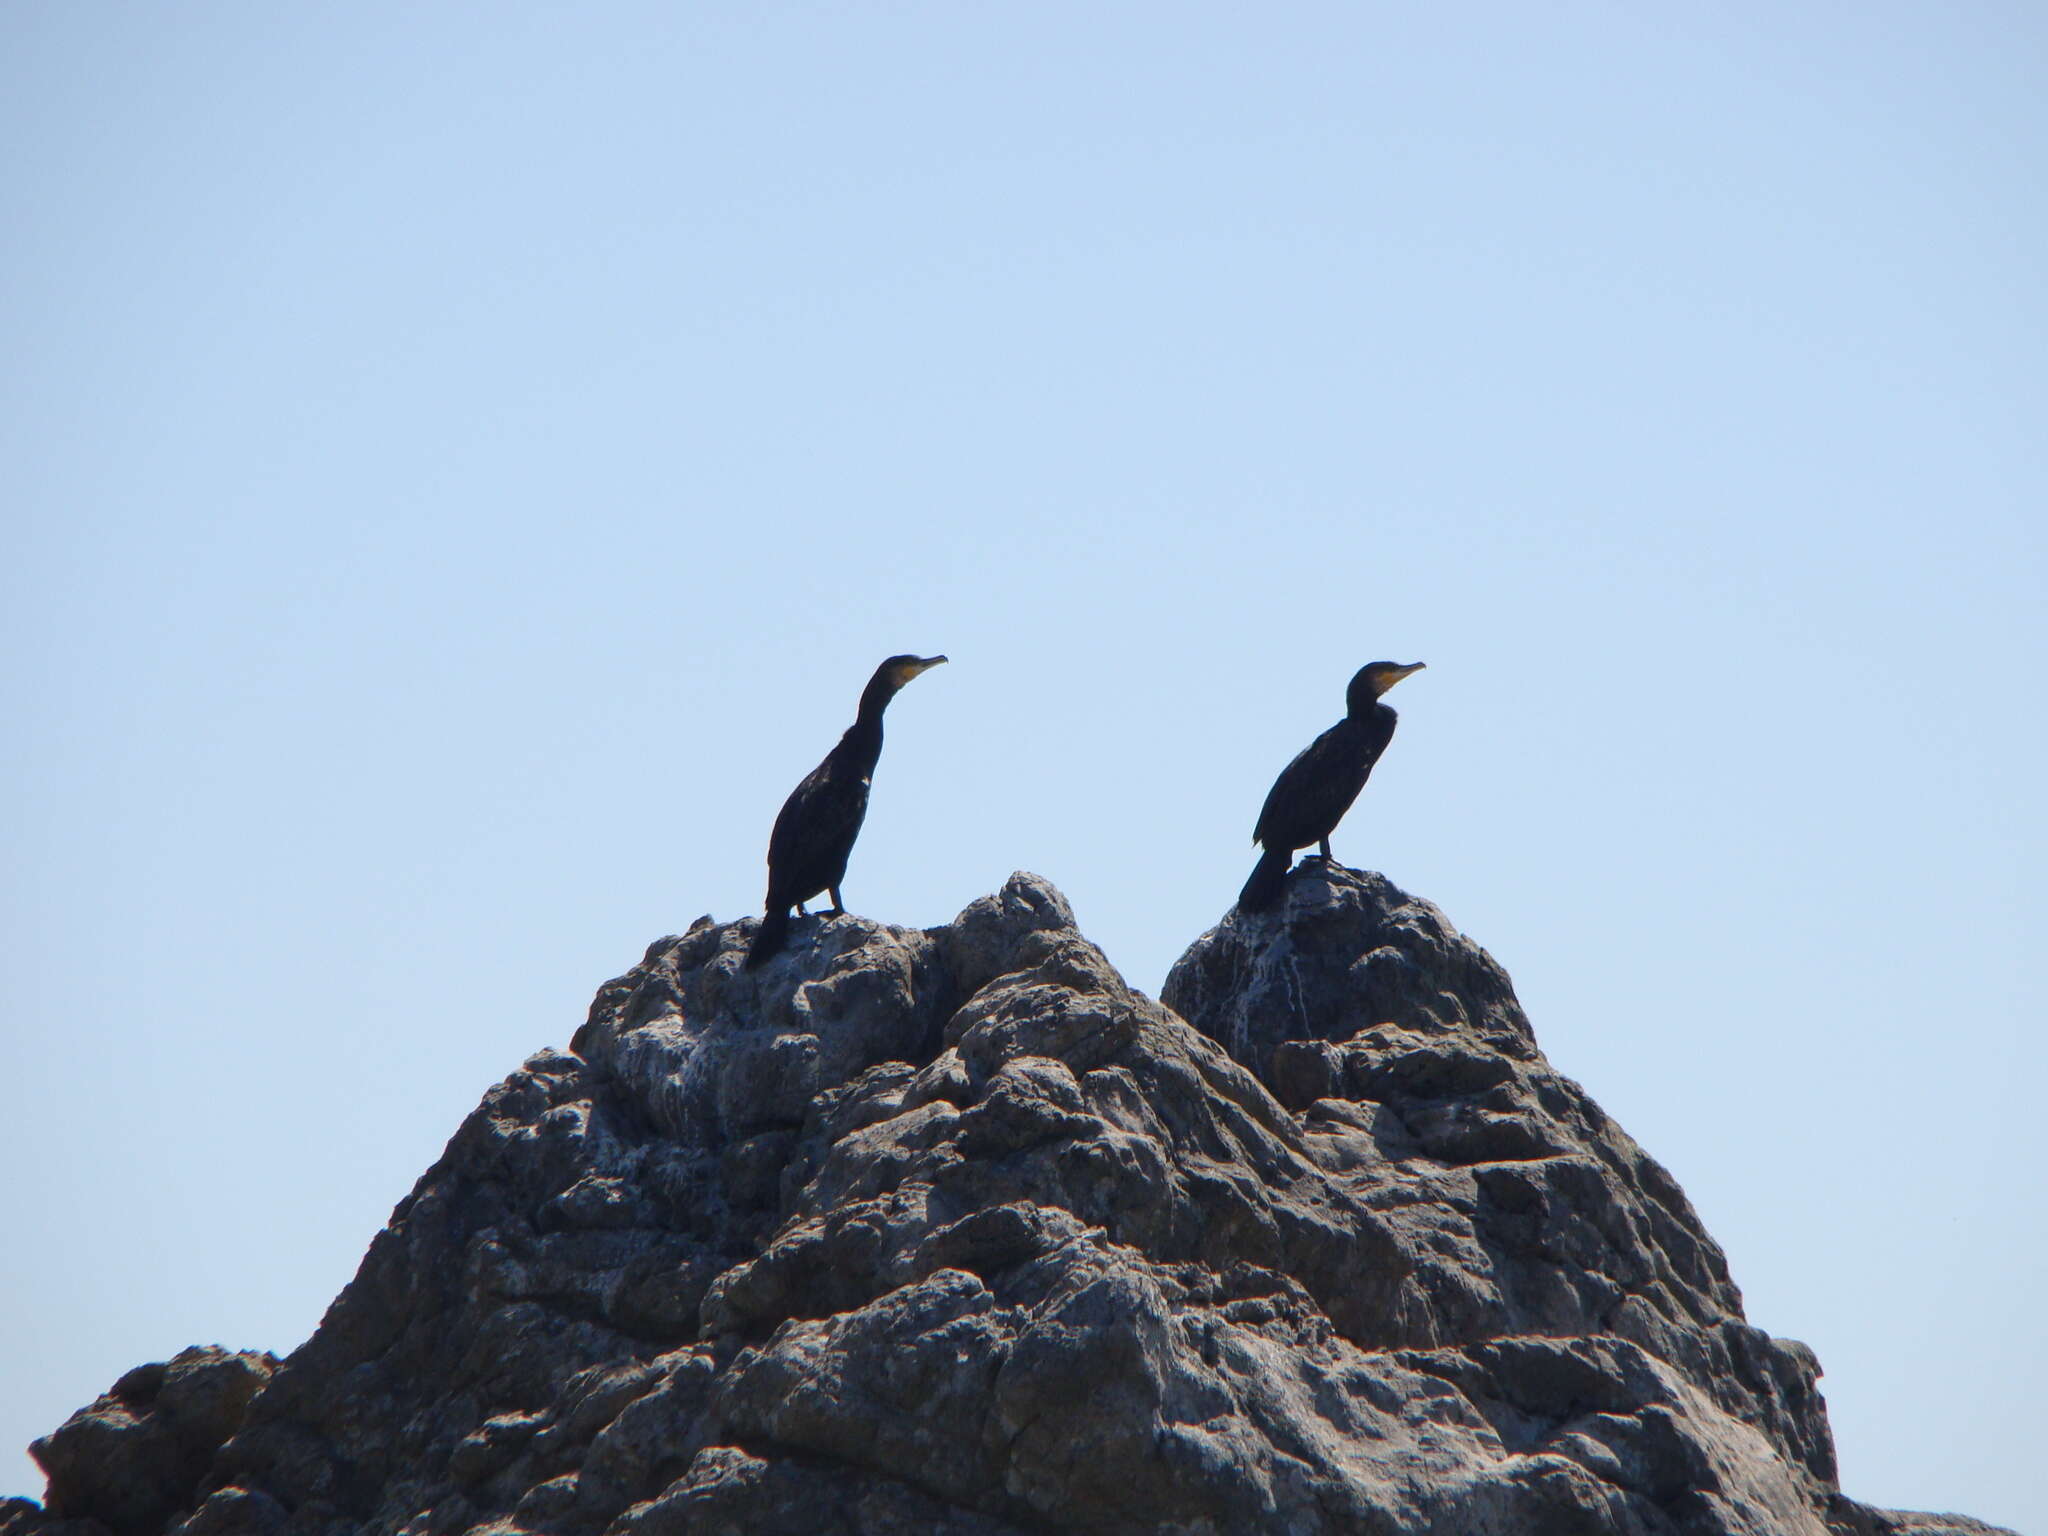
[
  {"left": 17, "top": 1348, "right": 277, "bottom": 1536},
  {"left": 2, "top": 870, "right": 2014, "bottom": 1536}
]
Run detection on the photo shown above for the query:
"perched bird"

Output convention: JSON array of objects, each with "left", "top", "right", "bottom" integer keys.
[
  {"left": 1238, "top": 660, "right": 1425, "bottom": 912},
  {"left": 745, "top": 653, "right": 948, "bottom": 968}
]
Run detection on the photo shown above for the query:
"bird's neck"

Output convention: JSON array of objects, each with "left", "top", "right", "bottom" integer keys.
[
  {"left": 1345, "top": 698, "right": 1391, "bottom": 725},
  {"left": 839, "top": 710, "right": 885, "bottom": 773},
  {"left": 856, "top": 674, "right": 903, "bottom": 721}
]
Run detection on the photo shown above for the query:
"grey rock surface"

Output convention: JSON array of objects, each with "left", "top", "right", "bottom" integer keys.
[
  {"left": 11, "top": 1345, "right": 276, "bottom": 1536},
  {"left": 3, "top": 867, "right": 2013, "bottom": 1536}
]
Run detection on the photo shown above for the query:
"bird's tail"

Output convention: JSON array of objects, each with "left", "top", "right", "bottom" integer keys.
[
  {"left": 745, "top": 908, "right": 790, "bottom": 969},
  {"left": 1238, "top": 847, "right": 1291, "bottom": 912}
]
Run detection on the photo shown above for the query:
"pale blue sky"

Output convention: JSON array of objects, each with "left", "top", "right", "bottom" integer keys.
[{"left": 3, "top": 4, "right": 2043, "bottom": 1529}]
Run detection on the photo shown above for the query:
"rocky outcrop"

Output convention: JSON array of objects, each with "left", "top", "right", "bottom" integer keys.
[
  {"left": 11, "top": 1346, "right": 276, "bottom": 1536},
  {"left": 3, "top": 867, "right": 2013, "bottom": 1536}
]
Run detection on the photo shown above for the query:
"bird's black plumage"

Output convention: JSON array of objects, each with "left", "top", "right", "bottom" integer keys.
[
  {"left": 1238, "top": 661, "right": 1423, "bottom": 912},
  {"left": 745, "top": 653, "right": 947, "bottom": 968}
]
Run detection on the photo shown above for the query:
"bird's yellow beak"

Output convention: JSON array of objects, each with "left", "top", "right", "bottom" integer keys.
[{"left": 1385, "top": 661, "right": 1425, "bottom": 688}]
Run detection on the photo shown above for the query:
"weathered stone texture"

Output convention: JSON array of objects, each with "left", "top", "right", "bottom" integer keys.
[
  {"left": 3, "top": 867, "right": 2011, "bottom": 1536},
  {"left": 9, "top": 1345, "right": 277, "bottom": 1536}
]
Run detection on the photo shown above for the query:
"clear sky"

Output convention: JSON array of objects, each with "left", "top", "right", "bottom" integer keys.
[{"left": 3, "top": 4, "right": 2042, "bottom": 1529}]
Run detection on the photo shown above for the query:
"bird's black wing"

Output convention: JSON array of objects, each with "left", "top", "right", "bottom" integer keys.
[
  {"left": 1252, "top": 712, "right": 1394, "bottom": 853},
  {"left": 764, "top": 748, "right": 872, "bottom": 908}
]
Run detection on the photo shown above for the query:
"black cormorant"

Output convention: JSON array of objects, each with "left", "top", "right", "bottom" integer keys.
[
  {"left": 745, "top": 653, "right": 948, "bottom": 968},
  {"left": 1238, "top": 660, "right": 1424, "bottom": 912}
]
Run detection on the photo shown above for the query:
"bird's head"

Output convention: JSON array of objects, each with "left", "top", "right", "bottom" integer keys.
[
  {"left": 860, "top": 654, "right": 948, "bottom": 713},
  {"left": 878, "top": 653, "right": 947, "bottom": 690},
  {"left": 1347, "top": 660, "right": 1425, "bottom": 714}
]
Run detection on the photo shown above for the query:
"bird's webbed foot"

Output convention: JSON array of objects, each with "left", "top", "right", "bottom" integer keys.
[{"left": 827, "top": 885, "right": 847, "bottom": 917}]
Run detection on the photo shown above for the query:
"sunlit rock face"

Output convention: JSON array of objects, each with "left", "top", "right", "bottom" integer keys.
[{"left": 2, "top": 870, "right": 2014, "bottom": 1536}]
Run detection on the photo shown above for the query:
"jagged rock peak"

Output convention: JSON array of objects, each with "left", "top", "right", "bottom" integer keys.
[
  {"left": 1165, "top": 863, "right": 1539, "bottom": 1075},
  {"left": 4, "top": 870, "right": 2015, "bottom": 1536}
]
